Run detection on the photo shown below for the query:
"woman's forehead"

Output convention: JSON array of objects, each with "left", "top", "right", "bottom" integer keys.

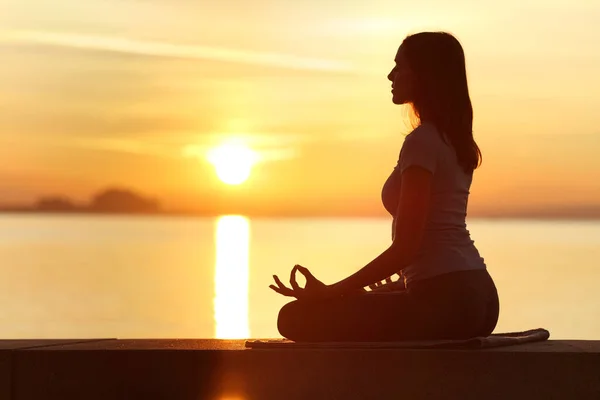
[{"left": 395, "top": 46, "right": 406, "bottom": 63}]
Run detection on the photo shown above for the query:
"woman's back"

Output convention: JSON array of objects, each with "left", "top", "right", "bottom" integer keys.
[{"left": 382, "top": 121, "right": 486, "bottom": 285}]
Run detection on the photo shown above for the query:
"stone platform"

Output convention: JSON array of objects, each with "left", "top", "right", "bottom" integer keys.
[{"left": 1, "top": 339, "right": 599, "bottom": 399}]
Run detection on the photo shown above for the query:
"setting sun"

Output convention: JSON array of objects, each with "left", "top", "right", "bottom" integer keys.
[{"left": 207, "top": 142, "right": 259, "bottom": 185}]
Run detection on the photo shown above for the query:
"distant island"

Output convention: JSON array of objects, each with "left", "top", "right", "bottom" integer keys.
[{"left": 0, "top": 188, "right": 162, "bottom": 215}]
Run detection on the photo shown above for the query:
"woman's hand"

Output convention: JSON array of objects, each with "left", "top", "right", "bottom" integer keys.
[{"left": 269, "top": 265, "right": 332, "bottom": 300}]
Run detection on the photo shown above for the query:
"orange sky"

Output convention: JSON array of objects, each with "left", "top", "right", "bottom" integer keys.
[{"left": 1, "top": 0, "right": 600, "bottom": 216}]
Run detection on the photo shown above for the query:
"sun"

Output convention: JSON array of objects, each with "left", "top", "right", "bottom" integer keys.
[{"left": 207, "top": 142, "right": 259, "bottom": 185}]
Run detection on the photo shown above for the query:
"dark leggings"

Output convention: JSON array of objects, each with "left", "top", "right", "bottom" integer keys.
[{"left": 277, "top": 269, "right": 499, "bottom": 342}]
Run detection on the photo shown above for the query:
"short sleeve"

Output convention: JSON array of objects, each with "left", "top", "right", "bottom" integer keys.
[{"left": 398, "top": 126, "right": 439, "bottom": 174}]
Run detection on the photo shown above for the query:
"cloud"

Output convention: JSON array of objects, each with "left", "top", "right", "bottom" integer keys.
[
  {"left": 182, "top": 133, "right": 305, "bottom": 164},
  {"left": 0, "top": 108, "right": 214, "bottom": 139},
  {"left": 22, "top": 131, "right": 305, "bottom": 164},
  {"left": 1, "top": 30, "right": 357, "bottom": 73}
]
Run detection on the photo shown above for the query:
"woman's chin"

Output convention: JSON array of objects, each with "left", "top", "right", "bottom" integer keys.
[{"left": 392, "top": 95, "right": 406, "bottom": 105}]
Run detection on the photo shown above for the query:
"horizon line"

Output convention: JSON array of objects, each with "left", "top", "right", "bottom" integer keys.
[{"left": 2, "top": 208, "right": 600, "bottom": 221}]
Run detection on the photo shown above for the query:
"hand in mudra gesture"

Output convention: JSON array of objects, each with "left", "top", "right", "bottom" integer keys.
[
  {"left": 269, "top": 265, "right": 330, "bottom": 300},
  {"left": 270, "top": 265, "right": 367, "bottom": 300}
]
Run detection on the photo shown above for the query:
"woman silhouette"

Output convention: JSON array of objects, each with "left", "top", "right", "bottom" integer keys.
[{"left": 270, "top": 32, "right": 499, "bottom": 342}]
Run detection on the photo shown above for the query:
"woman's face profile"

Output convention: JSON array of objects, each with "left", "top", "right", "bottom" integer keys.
[{"left": 387, "top": 46, "right": 413, "bottom": 105}]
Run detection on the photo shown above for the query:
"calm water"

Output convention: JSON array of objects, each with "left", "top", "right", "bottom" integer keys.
[{"left": 1, "top": 214, "right": 599, "bottom": 340}]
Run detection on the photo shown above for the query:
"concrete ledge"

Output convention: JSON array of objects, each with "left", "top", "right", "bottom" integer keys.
[{"left": 1, "top": 339, "right": 599, "bottom": 399}]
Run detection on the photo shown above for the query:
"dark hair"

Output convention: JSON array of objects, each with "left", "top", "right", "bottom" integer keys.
[{"left": 401, "top": 32, "right": 482, "bottom": 172}]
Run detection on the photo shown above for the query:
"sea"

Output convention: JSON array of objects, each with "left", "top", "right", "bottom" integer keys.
[{"left": 1, "top": 214, "right": 598, "bottom": 340}]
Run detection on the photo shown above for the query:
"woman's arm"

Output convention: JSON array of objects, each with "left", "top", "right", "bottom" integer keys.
[{"left": 329, "top": 166, "right": 432, "bottom": 295}]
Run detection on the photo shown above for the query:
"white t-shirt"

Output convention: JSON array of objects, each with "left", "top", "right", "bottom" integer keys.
[{"left": 381, "top": 121, "right": 486, "bottom": 285}]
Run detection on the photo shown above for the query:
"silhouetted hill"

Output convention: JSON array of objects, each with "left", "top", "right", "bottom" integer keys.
[
  {"left": 0, "top": 187, "right": 161, "bottom": 215},
  {"left": 88, "top": 188, "right": 160, "bottom": 214},
  {"left": 34, "top": 197, "right": 79, "bottom": 212}
]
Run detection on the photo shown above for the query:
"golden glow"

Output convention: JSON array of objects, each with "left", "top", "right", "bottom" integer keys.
[
  {"left": 214, "top": 215, "right": 250, "bottom": 339},
  {"left": 207, "top": 141, "right": 259, "bottom": 185},
  {"left": 3, "top": 1, "right": 600, "bottom": 214}
]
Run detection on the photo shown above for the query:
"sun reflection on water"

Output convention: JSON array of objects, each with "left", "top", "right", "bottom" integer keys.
[{"left": 214, "top": 215, "right": 250, "bottom": 339}]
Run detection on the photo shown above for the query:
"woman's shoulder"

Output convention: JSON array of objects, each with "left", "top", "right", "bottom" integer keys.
[
  {"left": 397, "top": 122, "right": 444, "bottom": 173},
  {"left": 407, "top": 121, "right": 443, "bottom": 140},
  {"left": 403, "top": 122, "right": 445, "bottom": 150}
]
